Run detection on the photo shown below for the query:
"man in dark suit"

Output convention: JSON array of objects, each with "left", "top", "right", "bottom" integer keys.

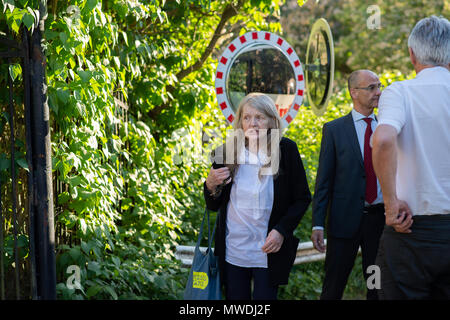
[{"left": 310, "top": 70, "right": 385, "bottom": 300}]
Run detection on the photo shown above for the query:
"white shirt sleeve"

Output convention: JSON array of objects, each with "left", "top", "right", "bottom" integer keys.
[{"left": 378, "top": 84, "right": 406, "bottom": 134}]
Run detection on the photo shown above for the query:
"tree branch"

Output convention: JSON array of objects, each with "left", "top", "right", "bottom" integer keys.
[{"left": 148, "top": 0, "right": 245, "bottom": 120}]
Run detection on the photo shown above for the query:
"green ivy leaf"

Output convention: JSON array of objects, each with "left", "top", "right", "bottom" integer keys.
[
  {"left": 22, "top": 12, "right": 34, "bottom": 29},
  {"left": 59, "top": 32, "right": 68, "bottom": 45},
  {"left": 104, "top": 285, "right": 118, "bottom": 300},
  {"left": 56, "top": 88, "right": 70, "bottom": 104},
  {"left": 85, "top": 0, "right": 99, "bottom": 12},
  {"left": 57, "top": 192, "right": 71, "bottom": 205},
  {"left": 86, "top": 284, "right": 102, "bottom": 297},
  {"left": 69, "top": 247, "right": 81, "bottom": 263},
  {"left": 8, "top": 63, "right": 22, "bottom": 82},
  {"left": 16, "top": 158, "right": 29, "bottom": 171},
  {"left": 78, "top": 70, "right": 92, "bottom": 83},
  {"left": 0, "top": 154, "right": 10, "bottom": 171}
]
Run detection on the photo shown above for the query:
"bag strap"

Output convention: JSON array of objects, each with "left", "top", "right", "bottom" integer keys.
[
  {"left": 208, "top": 208, "right": 217, "bottom": 249},
  {"left": 195, "top": 208, "right": 217, "bottom": 250},
  {"left": 195, "top": 209, "right": 206, "bottom": 248}
]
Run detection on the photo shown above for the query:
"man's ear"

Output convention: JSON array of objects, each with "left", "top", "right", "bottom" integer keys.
[
  {"left": 409, "top": 47, "right": 416, "bottom": 65},
  {"left": 349, "top": 88, "right": 356, "bottom": 100}
]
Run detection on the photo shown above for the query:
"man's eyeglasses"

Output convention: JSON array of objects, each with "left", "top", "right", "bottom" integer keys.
[{"left": 353, "top": 83, "right": 384, "bottom": 92}]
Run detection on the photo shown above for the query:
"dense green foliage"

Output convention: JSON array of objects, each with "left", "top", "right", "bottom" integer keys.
[
  {"left": 0, "top": 0, "right": 424, "bottom": 300},
  {"left": 1, "top": 0, "right": 304, "bottom": 300},
  {"left": 281, "top": 0, "right": 448, "bottom": 80}
]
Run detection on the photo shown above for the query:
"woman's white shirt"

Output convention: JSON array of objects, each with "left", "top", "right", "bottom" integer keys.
[{"left": 225, "top": 148, "right": 274, "bottom": 268}]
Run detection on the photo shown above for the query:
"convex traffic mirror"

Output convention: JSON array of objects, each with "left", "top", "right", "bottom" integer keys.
[
  {"left": 215, "top": 19, "right": 335, "bottom": 126},
  {"left": 215, "top": 31, "right": 305, "bottom": 129},
  {"left": 305, "top": 18, "right": 335, "bottom": 116}
]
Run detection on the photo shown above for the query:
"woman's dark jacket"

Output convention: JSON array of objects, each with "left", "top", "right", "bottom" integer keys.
[{"left": 203, "top": 137, "right": 311, "bottom": 286}]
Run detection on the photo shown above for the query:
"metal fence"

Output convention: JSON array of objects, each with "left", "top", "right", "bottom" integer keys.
[
  {"left": 176, "top": 240, "right": 363, "bottom": 267},
  {"left": 53, "top": 92, "right": 129, "bottom": 251},
  {"left": 1, "top": 28, "right": 34, "bottom": 300},
  {"left": 1, "top": 8, "right": 130, "bottom": 297},
  {"left": 1, "top": 21, "right": 55, "bottom": 300},
  {"left": 175, "top": 240, "right": 329, "bottom": 267}
]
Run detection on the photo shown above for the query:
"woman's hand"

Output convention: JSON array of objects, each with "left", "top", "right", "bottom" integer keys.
[
  {"left": 205, "top": 166, "right": 231, "bottom": 193},
  {"left": 261, "top": 229, "right": 284, "bottom": 254}
]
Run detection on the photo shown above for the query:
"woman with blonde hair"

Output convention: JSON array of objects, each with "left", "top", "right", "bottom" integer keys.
[{"left": 204, "top": 92, "right": 311, "bottom": 300}]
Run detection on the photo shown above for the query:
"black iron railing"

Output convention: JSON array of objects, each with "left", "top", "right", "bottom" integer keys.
[{"left": 1, "top": 19, "right": 55, "bottom": 299}]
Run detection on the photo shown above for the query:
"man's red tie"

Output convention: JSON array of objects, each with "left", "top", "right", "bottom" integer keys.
[{"left": 363, "top": 118, "right": 377, "bottom": 204}]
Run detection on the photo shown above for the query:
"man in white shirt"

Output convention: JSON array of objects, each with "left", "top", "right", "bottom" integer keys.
[
  {"left": 373, "top": 15, "right": 450, "bottom": 299},
  {"left": 311, "top": 69, "right": 385, "bottom": 300}
]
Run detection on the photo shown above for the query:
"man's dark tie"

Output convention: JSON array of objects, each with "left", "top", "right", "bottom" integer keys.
[{"left": 363, "top": 118, "right": 377, "bottom": 204}]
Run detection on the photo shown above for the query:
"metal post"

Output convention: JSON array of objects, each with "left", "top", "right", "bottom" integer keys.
[
  {"left": 30, "top": 0, "right": 56, "bottom": 299},
  {"left": 22, "top": 27, "right": 38, "bottom": 300},
  {"left": 8, "top": 59, "right": 21, "bottom": 300},
  {"left": 0, "top": 166, "right": 4, "bottom": 300}
]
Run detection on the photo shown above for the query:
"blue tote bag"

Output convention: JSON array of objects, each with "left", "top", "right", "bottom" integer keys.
[{"left": 183, "top": 208, "right": 221, "bottom": 300}]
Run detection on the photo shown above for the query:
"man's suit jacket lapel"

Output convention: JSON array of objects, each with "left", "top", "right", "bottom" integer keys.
[{"left": 343, "top": 112, "right": 364, "bottom": 169}]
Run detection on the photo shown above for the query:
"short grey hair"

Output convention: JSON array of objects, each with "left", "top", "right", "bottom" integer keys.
[{"left": 408, "top": 15, "right": 450, "bottom": 66}]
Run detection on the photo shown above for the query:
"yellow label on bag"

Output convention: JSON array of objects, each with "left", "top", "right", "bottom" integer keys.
[{"left": 193, "top": 272, "right": 209, "bottom": 290}]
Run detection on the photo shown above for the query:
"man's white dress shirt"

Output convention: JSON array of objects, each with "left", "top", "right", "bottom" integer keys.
[{"left": 378, "top": 66, "right": 450, "bottom": 216}]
